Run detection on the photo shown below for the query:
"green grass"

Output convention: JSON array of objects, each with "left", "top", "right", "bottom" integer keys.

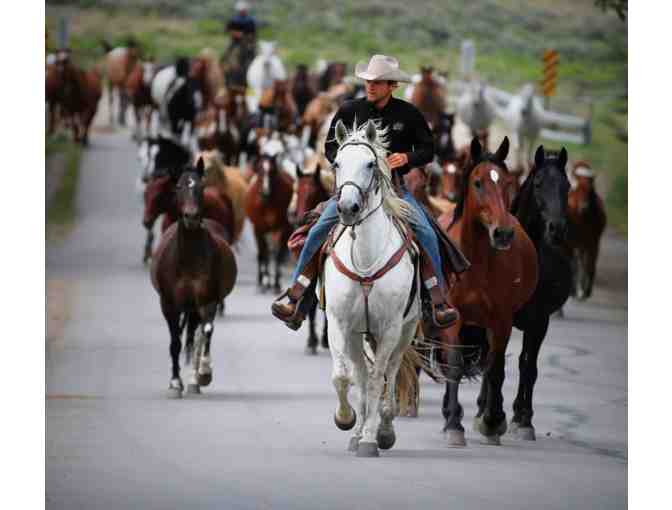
[
  {"left": 47, "top": 136, "right": 82, "bottom": 230},
  {"left": 46, "top": 0, "right": 627, "bottom": 233}
]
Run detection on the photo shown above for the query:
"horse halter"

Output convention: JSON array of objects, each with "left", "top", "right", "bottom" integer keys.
[{"left": 334, "top": 141, "right": 382, "bottom": 225}]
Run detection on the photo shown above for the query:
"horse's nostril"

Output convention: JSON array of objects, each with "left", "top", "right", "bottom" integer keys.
[{"left": 352, "top": 203, "right": 360, "bottom": 214}]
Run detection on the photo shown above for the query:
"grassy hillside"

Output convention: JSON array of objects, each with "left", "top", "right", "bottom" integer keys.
[{"left": 46, "top": 0, "right": 627, "bottom": 233}]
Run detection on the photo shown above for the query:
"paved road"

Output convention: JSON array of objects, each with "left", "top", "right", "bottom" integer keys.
[{"left": 46, "top": 124, "right": 627, "bottom": 509}]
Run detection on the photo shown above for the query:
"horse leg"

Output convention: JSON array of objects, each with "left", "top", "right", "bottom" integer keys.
[
  {"left": 254, "top": 229, "right": 268, "bottom": 291},
  {"left": 196, "top": 303, "right": 218, "bottom": 388},
  {"left": 327, "top": 319, "right": 358, "bottom": 434},
  {"left": 358, "top": 326, "right": 401, "bottom": 457},
  {"left": 477, "top": 328, "right": 511, "bottom": 445},
  {"left": 586, "top": 240, "right": 600, "bottom": 299},
  {"left": 321, "top": 313, "right": 329, "bottom": 350},
  {"left": 511, "top": 315, "right": 549, "bottom": 441},
  {"left": 305, "top": 301, "right": 318, "bottom": 355},
  {"left": 119, "top": 88, "right": 128, "bottom": 126},
  {"left": 161, "top": 298, "right": 184, "bottom": 397},
  {"left": 107, "top": 82, "right": 114, "bottom": 126}
]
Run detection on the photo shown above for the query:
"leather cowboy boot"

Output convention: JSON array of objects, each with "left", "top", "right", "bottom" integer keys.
[
  {"left": 271, "top": 252, "right": 320, "bottom": 330},
  {"left": 420, "top": 248, "right": 459, "bottom": 328}
]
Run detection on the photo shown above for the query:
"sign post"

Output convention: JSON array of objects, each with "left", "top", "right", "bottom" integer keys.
[{"left": 541, "top": 49, "right": 558, "bottom": 109}]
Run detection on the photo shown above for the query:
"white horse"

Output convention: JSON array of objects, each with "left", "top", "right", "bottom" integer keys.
[
  {"left": 456, "top": 80, "right": 496, "bottom": 137},
  {"left": 245, "top": 41, "right": 287, "bottom": 112},
  {"left": 323, "top": 119, "right": 420, "bottom": 458}
]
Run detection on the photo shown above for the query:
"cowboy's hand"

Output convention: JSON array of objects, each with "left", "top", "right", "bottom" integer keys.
[{"left": 387, "top": 153, "right": 409, "bottom": 170}]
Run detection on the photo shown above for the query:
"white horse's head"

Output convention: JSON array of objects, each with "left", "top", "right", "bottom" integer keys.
[{"left": 332, "top": 119, "right": 410, "bottom": 226}]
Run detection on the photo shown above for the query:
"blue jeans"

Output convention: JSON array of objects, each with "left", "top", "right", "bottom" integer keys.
[{"left": 290, "top": 192, "right": 446, "bottom": 285}]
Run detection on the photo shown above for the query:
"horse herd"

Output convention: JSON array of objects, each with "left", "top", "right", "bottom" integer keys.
[{"left": 46, "top": 42, "right": 608, "bottom": 457}]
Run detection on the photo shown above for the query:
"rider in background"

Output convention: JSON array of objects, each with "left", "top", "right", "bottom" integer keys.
[
  {"left": 223, "top": 1, "right": 257, "bottom": 88},
  {"left": 226, "top": 1, "right": 257, "bottom": 46}
]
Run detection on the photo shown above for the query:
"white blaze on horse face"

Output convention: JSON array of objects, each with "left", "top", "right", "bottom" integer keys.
[
  {"left": 490, "top": 169, "right": 500, "bottom": 183},
  {"left": 335, "top": 146, "right": 374, "bottom": 221},
  {"left": 447, "top": 163, "right": 457, "bottom": 175},
  {"left": 262, "top": 160, "right": 271, "bottom": 195},
  {"left": 142, "top": 62, "right": 155, "bottom": 85}
]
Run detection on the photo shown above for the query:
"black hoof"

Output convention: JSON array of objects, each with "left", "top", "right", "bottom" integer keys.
[
  {"left": 197, "top": 372, "right": 212, "bottom": 387},
  {"left": 356, "top": 441, "right": 380, "bottom": 458},
  {"left": 376, "top": 428, "right": 396, "bottom": 450},
  {"left": 478, "top": 417, "right": 507, "bottom": 440},
  {"left": 334, "top": 409, "right": 357, "bottom": 431},
  {"left": 186, "top": 384, "right": 201, "bottom": 395}
]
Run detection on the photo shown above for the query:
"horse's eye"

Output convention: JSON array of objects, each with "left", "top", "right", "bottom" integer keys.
[{"left": 474, "top": 179, "right": 482, "bottom": 190}]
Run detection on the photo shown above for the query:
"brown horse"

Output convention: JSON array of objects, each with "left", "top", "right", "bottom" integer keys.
[
  {"left": 567, "top": 161, "right": 607, "bottom": 300},
  {"left": 245, "top": 144, "right": 294, "bottom": 292},
  {"left": 54, "top": 51, "right": 102, "bottom": 145},
  {"left": 291, "top": 159, "right": 332, "bottom": 354},
  {"left": 102, "top": 42, "right": 138, "bottom": 126},
  {"left": 300, "top": 93, "right": 337, "bottom": 149},
  {"left": 291, "top": 64, "right": 317, "bottom": 117},
  {"left": 190, "top": 49, "right": 225, "bottom": 109},
  {"left": 259, "top": 80, "right": 299, "bottom": 134},
  {"left": 440, "top": 136, "right": 538, "bottom": 447},
  {"left": 125, "top": 59, "right": 156, "bottom": 140},
  {"left": 411, "top": 67, "right": 446, "bottom": 130},
  {"left": 151, "top": 158, "right": 237, "bottom": 397},
  {"left": 194, "top": 103, "right": 240, "bottom": 165}
]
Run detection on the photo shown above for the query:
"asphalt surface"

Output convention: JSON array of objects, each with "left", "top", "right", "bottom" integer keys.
[{"left": 46, "top": 120, "right": 627, "bottom": 509}]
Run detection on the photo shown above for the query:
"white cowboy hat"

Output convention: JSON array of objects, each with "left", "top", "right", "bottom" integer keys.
[
  {"left": 235, "top": 1, "right": 250, "bottom": 11},
  {"left": 355, "top": 55, "right": 412, "bottom": 83}
]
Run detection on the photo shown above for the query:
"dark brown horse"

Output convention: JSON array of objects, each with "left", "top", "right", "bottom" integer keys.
[
  {"left": 245, "top": 145, "right": 294, "bottom": 292},
  {"left": 567, "top": 161, "right": 607, "bottom": 300},
  {"left": 439, "top": 136, "right": 538, "bottom": 447},
  {"left": 151, "top": 158, "right": 237, "bottom": 398},
  {"left": 53, "top": 50, "right": 103, "bottom": 145},
  {"left": 292, "top": 161, "right": 331, "bottom": 354},
  {"left": 291, "top": 64, "right": 317, "bottom": 118}
]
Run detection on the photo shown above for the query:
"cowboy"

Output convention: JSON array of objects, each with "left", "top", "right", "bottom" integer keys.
[
  {"left": 226, "top": 1, "right": 257, "bottom": 42},
  {"left": 272, "top": 55, "right": 470, "bottom": 330}
]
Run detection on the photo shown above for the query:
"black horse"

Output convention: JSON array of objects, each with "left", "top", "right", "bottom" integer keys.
[
  {"left": 163, "top": 57, "right": 200, "bottom": 139},
  {"left": 506, "top": 145, "right": 573, "bottom": 440}
]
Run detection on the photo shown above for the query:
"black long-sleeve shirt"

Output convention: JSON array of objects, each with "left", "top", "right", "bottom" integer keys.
[{"left": 324, "top": 97, "right": 435, "bottom": 186}]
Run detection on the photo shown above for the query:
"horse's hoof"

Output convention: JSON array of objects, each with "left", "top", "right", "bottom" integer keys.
[
  {"left": 482, "top": 435, "right": 501, "bottom": 446},
  {"left": 376, "top": 427, "right": 396, "bottom": 450},
  {"left": 406, "top": 407, "right": 418, "bottom": 418},
  {"left": 197, "top": 373, "right": 213, "bottom": 387},
  {"left": 356, "top": 441, "right": 380, "bottom": 458},
  {"left": 445, "top": 429, "right": 467, "bottom": 447},
  {"left": 305, "top": 345, "right": 318, "bottom": 356},
  {"left": 167, "top": 388, "right": 183, "bottom": 399},
  {"left": 509, "top": 420, "right": 520, "bottom": 434},
  {"left": 334, "top": 409, "right": 356, "bottom": 431},
  {"left": 186, "top": 384, "right": 201, "bottom": 395},
  {"left": 478, "top": 417, "right": 507, "bottom": 441},
  {"left": 515, "top": 427, "right": 536, "bottom": 441},
  {"left": 347, "top": 436, "right": 360, "bottom": 452}
]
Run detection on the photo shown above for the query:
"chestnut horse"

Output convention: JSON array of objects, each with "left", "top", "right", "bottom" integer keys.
[
  {"left": 411, "top": 68, "right": 446, "bottom": 130},
  {"left": 53, "top": 51, "right": 102, "bottom": 145},
  {"left": 125, "top": 59, "right": 156, "bottom": 141},
  {"left": 567, "top": 161, "right": 607, "bottom": 300},
  {"left": 151, "top": 158, "right": 238, "bottom": 398},
  {"left": 102, "top": 42, "right": 139, "bottom": 126},
  {"left": 245, "top": 138, "right": 294, "bottom": 292},
  {"left": 508, "top": 146, "right": 573, "bottom": 440},
  {"left": 291, "top": 160, "right": 332, "bottom": 354},
  {"left": 440, "top": 137, "right": 538, "bottom": 447}
]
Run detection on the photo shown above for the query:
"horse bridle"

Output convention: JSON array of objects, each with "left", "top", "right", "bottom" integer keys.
[{"left": 334, "top": 141, "right": 383, "bottom": 226}]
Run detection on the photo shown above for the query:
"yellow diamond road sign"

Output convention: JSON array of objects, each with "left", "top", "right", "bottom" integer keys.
[{"left": 542, "top": 49, "right": 558, "bottom": 97}]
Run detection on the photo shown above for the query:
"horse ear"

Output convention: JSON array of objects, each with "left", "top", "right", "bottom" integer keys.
[
  {"left": 364, "top": 120, "right": 377, "bottom": 144},
  {"left": 494, "top": 136, "right": 509, "bottom": 162},
  {"left": 558, "top": 147, "right": 568, "bottom": 170},
  {"left": 534, "top": 145, "right": 545, "bottom": 169},
  {"left": 335, "top": 119, "right": 347, "bottom": 146},
  {"left": 470, "top": 137, "right": 482, "bottom": 163},
  {"left": 196, "top": 157, "right": 205, "bottom": 177}
]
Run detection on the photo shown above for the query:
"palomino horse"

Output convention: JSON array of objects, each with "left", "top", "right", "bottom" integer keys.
[
  {"left": 102, "top": 41, "right": 139, "bottom": 126},
  {"left": 440, "top": 136, "right": 538, "bottom": 447},
  {"left": 246, "top": 41, "right": 287, "bottom": 112},
  {"left": 151, "top": 158, "right": 237, "bottom": 397},
  {"left": 245, "top": 137, "right": 294, "bottom": 292},
  {"left": 411, "top": 68, "right": 446, "bottom": 130},
  {"left": 291, "top": 159, "right": 333, "bottom": 354},
  {"left": 509, "top": 146, "right": 573, "bottom": 440},
  {"left": 323, "top": 119, "right": 420, "bottom": 457},
  {"left": 125, "top": 59, "right": 156, "bottom": 141},
  {"left": 567, "top": 161, "right": 606, "bottom": 300},
  {"left": 150, "top": 58, "right": 202, "bottom": 140},
  {"left": 53, "top": 50, "right": 103, "bottom": 145}
]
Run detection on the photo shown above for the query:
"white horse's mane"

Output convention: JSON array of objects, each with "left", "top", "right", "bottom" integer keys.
[{"left": 338, "top": 120, "right": 412, "bottom": 221}]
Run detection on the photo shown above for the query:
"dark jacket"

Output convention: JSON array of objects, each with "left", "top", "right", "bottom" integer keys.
[
  {"left": 226, "top": 14, "right": 257, "bottom": 35},
  {"left": 324, "top": 97, "right": 434, "bottom": 189}
]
